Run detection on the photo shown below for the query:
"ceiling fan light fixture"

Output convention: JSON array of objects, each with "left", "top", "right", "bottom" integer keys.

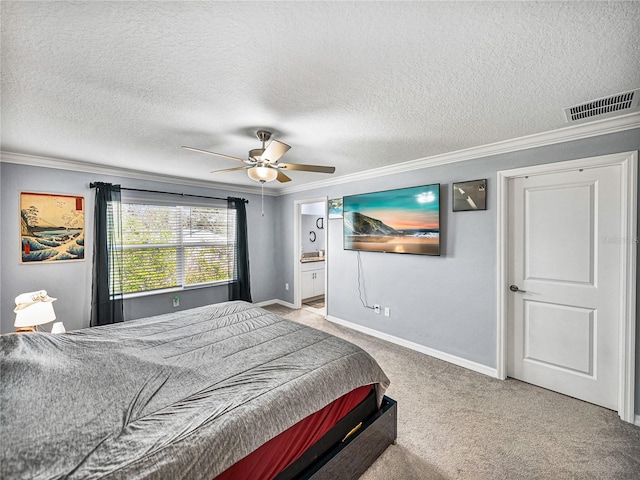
[
  {"left": 247, "top": 166, "right": 278, "bottom": 183},
  {"left": 183, "top": 129, "right": 335, "bottom": 184}
]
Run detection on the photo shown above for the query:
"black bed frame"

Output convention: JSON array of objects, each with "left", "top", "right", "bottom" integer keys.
[{"left": 300, "top": 396, "right": 397, "bottom": 480}]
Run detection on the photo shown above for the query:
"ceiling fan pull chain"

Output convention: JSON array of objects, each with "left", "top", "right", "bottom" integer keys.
[{"left": 261, "top": 180, "right": 265, "bottom": 216}]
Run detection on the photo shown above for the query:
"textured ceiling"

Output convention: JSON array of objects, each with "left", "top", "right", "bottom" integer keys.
[{"left": 1, "top": 1, "right": 639, "bottom": 191}]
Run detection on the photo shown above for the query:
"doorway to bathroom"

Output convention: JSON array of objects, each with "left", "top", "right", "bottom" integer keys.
[{"left": 293, "top": 198, "right": 327, "bottom": 316}]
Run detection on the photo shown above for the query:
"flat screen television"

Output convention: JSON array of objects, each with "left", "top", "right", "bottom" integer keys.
[{"left": 343, "top": 184, "right": 440, "bottom": 256}]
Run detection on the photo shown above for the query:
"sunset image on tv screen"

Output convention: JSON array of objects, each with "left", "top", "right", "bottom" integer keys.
[{"left": 343, "top": 184, "right": 440, "bottom": 255}]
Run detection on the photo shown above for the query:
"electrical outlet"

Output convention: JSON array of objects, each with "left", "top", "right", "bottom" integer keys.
[
  {"left": 374, "top": 304, "right": 380, "bottom": 314},
  {"left": 285, "top": 283, "right": 289, "bottom": 291},
  {"left": 384, "top": 307, "right": 390, "bottom": 317},
  {"left": 173, "top": 296, "right": 179, "bottom": 307}
]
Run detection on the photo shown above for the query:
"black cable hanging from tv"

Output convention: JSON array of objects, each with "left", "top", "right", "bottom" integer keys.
[{"left": 89, "top": 183, "right": 248, "bottom": 203}]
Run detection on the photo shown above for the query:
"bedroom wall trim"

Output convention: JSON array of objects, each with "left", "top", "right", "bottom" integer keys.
[
  {"left": 0, "top": 151, "right": 269, "bottom": 196},
  {"left": 256, "top": 299, "right": 297, "bottom": 309},
  {"left": 635, "top": 415, "right": 640, "bottom": 427},
  {"left": 3, "top": 113, "right": 639, "bottom": 198},
  {"left": 496, "top": 151, "right": 638, "bottom": 423},
  {"left": 277, "top": 112, "right": 640, "bottom": 195},
  {"left": 326, "top": 315, "right": 498, "bottom": 378},
  {"left": 254, "top": 304, "right": 499, "bottom": 378}
]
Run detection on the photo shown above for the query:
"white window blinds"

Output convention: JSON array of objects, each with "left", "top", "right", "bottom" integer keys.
[{"left": 115, "top": 202, "right": 235, "bottom": 295}]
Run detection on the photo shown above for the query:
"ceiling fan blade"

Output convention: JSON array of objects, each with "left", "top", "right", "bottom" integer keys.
[
  {"left": 262, "top": 140, "right": 291, "bottom": 163},
  {"left": 210, "top": 166, "right": 251, "bottom": 174},
  {"left": 182, "top": 146, "right": 246, "bottom": 163},
  {"left": 278, "top": 163, "right": 336, "bottom": 174},
  {"left": 276, "top": 170, "right": 292, "bottom": 183}
]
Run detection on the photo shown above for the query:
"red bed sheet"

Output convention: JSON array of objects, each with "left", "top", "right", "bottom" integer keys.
[{"left": 213, "top": 385, "right": 373, "bottom": 480}]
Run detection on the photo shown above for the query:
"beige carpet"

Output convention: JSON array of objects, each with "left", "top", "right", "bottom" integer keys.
[{"left": 262, "top": 304, "right": 640, "bottom": 480}]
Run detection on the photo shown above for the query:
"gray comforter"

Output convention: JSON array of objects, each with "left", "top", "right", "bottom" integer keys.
[{"left": 0, "top": 301, "right": 389, "bottom": 479}]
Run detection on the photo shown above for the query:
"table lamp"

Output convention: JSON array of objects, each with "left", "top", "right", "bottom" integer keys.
[
  {"left": 14, "top": 290, "right": 57, "bottom": 332},
  {"left": 51, "top": 322, "right": 66, "bottom": 334}
]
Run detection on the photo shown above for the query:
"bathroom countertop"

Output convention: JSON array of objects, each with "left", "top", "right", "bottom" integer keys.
[{"left": 300, "top": 257, "right": 326, "bottom": 263}]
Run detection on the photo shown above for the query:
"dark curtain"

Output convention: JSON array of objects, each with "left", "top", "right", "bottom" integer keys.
[
  {"left": 90, "top": 182, "right": 124, "bottom": 326},
  {"left": 228, "top": 197, "right": 252, "bottom": 302}
]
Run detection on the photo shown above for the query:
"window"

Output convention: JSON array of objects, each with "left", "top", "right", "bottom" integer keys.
[{"left": 112, "top": 200, "right": 235, "bottom": 295}]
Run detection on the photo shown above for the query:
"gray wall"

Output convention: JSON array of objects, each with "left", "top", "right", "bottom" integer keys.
[
  {"left": 0, "top": 163, "right": 277, "bottom": 333},
  {"left": 2, "top": 128, "right": 639, "bottom": 415},
  {"left": 301, "top": 214, "right": 326, "bottom": 254},
  {"left": 274, "top": 128, "right": 640, "bottom": 414}
]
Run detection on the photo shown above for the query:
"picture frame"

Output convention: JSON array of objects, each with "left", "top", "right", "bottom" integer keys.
[
  {"left": 20, "top": 192, "right": 85, "bottom": 263},
  {"left": 328, "top": 198, "right": 343, "bottom": 219},
  {"left": 452, "top": 179, "right": 487, "bottom": 212}
]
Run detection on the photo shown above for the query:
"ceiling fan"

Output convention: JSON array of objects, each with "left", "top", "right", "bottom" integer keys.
[{"left": 182, "top": 130, "right": 336, "bottom": 183}]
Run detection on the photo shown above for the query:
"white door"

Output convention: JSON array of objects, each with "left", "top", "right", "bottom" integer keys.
[{"left": 507, "top": 164, "right": 622, "bottom": 410}]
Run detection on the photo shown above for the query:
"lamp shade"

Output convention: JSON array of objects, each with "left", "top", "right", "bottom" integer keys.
[
  {"left": 51, "top": 322, "right": 66, "bottom": 334},
  {"left": 247, "top": 166, "right": 278, "bottom": 183},
  {"left": 14, "top": 290, "right": 57, "bottom": 328}
]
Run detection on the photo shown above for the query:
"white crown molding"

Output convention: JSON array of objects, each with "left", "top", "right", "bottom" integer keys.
[
  {"left": 276, "top": 111, "right": 640, "bottom": 195},
  {"left": 3, "top": 112, "right": 638, "bottom": 197},
  {"left": 0, "top": 151, "right": 274, "bottom": 196}
]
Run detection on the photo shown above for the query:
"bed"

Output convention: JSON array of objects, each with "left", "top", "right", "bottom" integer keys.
[{"left": 0, "top": 301, "right": 395, "bottom": 479}]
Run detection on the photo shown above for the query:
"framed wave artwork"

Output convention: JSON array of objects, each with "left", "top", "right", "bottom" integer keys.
[{"left": 20, "top": 192, "right": 85, "bottom": 263}]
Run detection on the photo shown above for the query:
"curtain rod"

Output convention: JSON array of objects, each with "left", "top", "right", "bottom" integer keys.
[{"left": 89, "top": 183, "right": 248, "bottom": 203}]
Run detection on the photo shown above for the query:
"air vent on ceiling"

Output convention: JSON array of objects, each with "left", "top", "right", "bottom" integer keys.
[{"left": 564, "top": 89, "right": 640, "bottom": 123}]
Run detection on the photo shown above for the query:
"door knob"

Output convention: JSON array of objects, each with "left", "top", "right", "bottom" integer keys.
[{"left": 509, "top": 285, "right": 527, "bottom": 293}]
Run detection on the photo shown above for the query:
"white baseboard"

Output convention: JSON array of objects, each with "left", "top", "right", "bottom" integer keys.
[
  {"left": 255, "top": 299, "right": 296, "bottom": 309},
  {"left": 635, "top": 415, "right": 640, "bottom": 427},
  {"left": 326, "top": 315, "right": 498, "bottom": 379}
]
